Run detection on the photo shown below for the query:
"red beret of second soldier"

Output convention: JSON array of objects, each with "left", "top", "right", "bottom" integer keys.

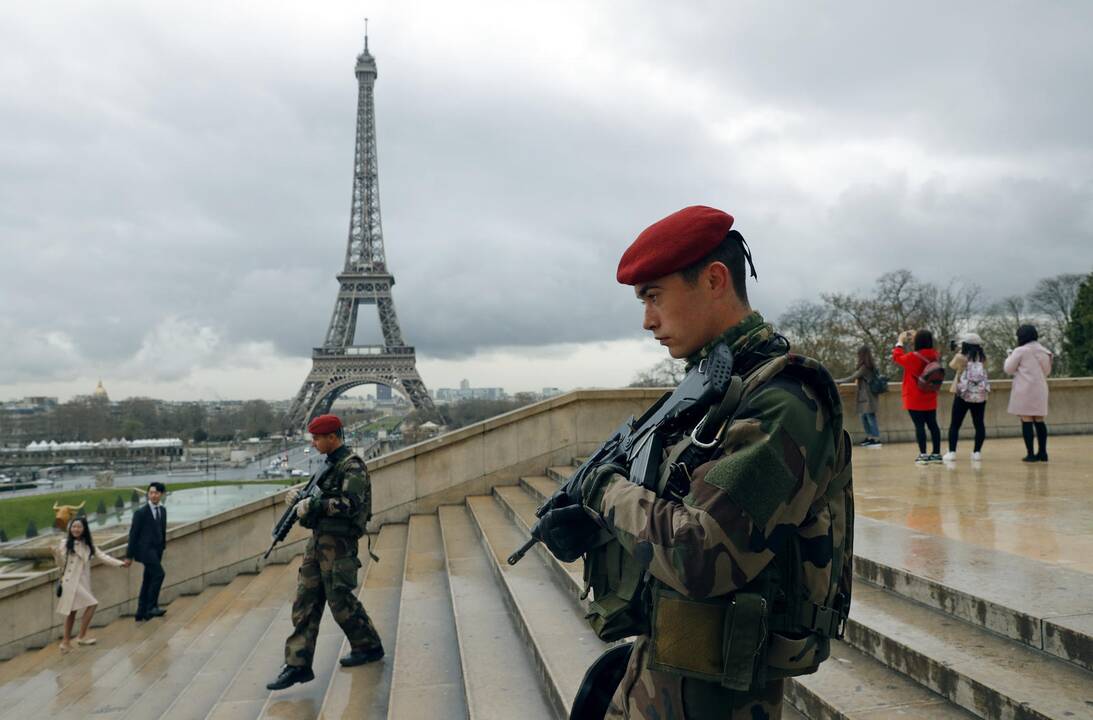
[
  {"left": 616, "top": 205, "right": 735, "bottom": 285},
  {"left": 307, "top": 414, "right": 343, "bottom": 435}
]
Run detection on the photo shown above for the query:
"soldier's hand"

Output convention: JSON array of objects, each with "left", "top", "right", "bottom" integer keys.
[
  {"left": 285, "top": 489, "right": 300, "bottom": 506},
  {"left": 294, "top": 498, "right": 312, "bottom": 519},
  {"left": 538, "top": 504, "right": 606, "bottom": 563}
]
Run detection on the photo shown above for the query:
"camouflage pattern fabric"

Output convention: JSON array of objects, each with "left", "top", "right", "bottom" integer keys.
[
  {"left": 606, "top": 636, "right": 784, "bottom": 720},
  {"left": 300, "top": 445, "right": 371, "bottom": 538},
  {"left": 594, "top": 312, "right": 844, "bottom": 719},
  {"left": 284, "top": 532, "right": 382, "bottom": 668}
]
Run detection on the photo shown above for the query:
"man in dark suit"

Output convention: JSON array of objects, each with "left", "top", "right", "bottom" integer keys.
[{"left": 126, "top": 481, "right": 167, "bottom": 622}]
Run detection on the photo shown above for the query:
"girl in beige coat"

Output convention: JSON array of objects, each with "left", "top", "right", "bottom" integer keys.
[{"left": 53, "top": 517, "right": 130, "bottom": 651}]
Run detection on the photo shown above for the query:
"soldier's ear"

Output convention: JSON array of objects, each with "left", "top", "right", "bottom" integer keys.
[{"left": 706, "top": 261, "right": 732, "bottom": 298}]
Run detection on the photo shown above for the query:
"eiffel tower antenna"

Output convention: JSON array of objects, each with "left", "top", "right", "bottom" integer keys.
[{"left": 286, "top": 34, "right": 438, "bottom": 430}]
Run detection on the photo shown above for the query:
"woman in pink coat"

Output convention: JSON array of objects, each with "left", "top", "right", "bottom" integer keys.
[
  {"left": 1003, "top": 324, "right": 1053, "bottom": 462},
  {"left": 53, "top": 517, "right": 131, "bottom": 652}
]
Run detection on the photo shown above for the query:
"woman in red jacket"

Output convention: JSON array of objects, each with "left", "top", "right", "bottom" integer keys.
[{"left": 893, "top": 329, "right": 942, "bottom": 464}]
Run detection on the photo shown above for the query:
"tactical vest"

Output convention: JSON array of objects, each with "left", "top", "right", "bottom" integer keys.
[
  {"left": 582, "top": 354, "right": 854, "bottom": 692},
  {"left": 312, "top": 453, "right": 370, "bottom": 539}
]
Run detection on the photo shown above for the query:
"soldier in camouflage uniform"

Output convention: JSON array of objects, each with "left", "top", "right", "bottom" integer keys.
[
  {"left": 543, "top": 207, "right": 852, "bottom": 720},
  {"left": 267, "top": 414, "right": 384, "bottom": 691}
]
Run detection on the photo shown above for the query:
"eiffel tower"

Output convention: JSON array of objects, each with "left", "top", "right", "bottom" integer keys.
[{"left": 286, "top": 32, "right": 436, "bottom": 430}]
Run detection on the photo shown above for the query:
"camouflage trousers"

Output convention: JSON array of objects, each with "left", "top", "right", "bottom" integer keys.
[
  {"left": 284, "top": 533, "right": 382, "bottom": 668},
  {"left": 606, "top": 635, "right": 784, "bottom": 720}
]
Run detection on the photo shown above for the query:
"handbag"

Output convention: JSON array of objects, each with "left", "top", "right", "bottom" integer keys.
[{"left": 56, "top": 547, "right": 69, "bottom": 598}]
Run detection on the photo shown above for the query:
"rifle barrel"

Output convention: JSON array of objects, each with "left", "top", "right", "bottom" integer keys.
[{"left": 507, "top": 536, "right": 538, "bottom": 565}]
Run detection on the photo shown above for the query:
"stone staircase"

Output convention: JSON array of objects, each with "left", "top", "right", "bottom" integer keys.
[{"left": 2, "top": 458, "right": 1091, "bottom": 719}]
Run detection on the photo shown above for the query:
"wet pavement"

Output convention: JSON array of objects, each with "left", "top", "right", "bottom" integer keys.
[{"left": 852, "top": 434, "right": 1093, "bottom": 573}]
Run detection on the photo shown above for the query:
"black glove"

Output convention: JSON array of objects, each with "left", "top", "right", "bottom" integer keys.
[{"left": 537, "top": 503, "right": 605, "bottom": 563}]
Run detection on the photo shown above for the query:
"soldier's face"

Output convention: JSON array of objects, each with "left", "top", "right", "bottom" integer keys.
[
  {"left": 312, "top": 433, "right": 340, "bottom": 454},
  {"left": 636, "top": 272, "right": 718, "bottom": 358}
]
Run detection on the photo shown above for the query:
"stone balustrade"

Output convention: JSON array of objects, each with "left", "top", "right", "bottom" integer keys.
[{"left": 2, "top": 376, "right": 1089, "bottom": 660}]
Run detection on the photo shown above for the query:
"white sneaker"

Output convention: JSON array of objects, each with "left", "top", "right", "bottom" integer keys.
[
  {"left": 915, "top": 454, "right": 930, "bottom": 465},
  {"left": 971, "top": 452, "right": 982, "bottom": 461},
  {"left": 942, "top": 451, "right": 956, "bottom": 462}
]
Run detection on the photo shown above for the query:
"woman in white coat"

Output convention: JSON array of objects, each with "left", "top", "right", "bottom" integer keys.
[
  {"left": 1004, "top": 324, "right": 1053, "bottom": 462},
  {"left": 53, "top": 517, "right": 130, "bottom": 651}
]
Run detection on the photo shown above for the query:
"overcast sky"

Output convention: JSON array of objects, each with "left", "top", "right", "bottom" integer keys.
[{"left": 2, "top": 1, "right": 1092, "bottom": 402}]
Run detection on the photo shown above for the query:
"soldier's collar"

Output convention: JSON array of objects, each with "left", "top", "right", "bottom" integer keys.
[
  {"left": 685, "top": 311, "right": 772, "bottom": 370},
  {"left": 326, "top": 444, "right": 350, "bottom": 464}
]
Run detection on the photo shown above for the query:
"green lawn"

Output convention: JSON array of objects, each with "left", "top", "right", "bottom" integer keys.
[
  {"left": 356, "top": 415, "right": 404, "bottom": 434},
  {"left": 0, "top": 479, "right": 293, "bottom": 542}
]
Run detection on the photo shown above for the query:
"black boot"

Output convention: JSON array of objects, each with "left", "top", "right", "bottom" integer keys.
[
  {"left": 340, "top": 645, "right": 385, "bottom": 667},
  {"left": 1021, "top": 422, "right": 1037, "bottom": 461},
  {"left": 1034, "top": 421, "right": 1048, "bottom": 462},
  {"left": 266, "top": 665, "right": 315, "bottom": 690}
]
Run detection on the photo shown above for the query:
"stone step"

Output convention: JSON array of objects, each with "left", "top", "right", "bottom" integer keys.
[
  {"left": 438, "top": 504, "right": 557, "bottom": 720},
  {"left": 853, "top": 516, "right": 1093, "bottom": 671},
  {"left": 493, "top": 484, "right": 585, "bottom": 602},
  {"left": 317, "top": 524, "right": 409, "bottom": 720},
  {"left": 519, "top": 474, "right": 560, "bottom": 504},
  {"left": 31, "top": 579, "right": 249, "bottom": 719},
  {"left": 211, "top": 538, "right": 381, "bottom": 720},
  {"left": 387, "top": 514, "right": 468, "bottom": 719},
  {"left": 205, "top": 598, "right": 303, "bottom": 720},
  {"left": 787, "top": 640, "right": 978, "bottom": 719},
  {"left": 784, "top": 705, "right": 808, "bottom": 720},
  {"left": 465, "top": 494, "right": 608, "bottom": 717},
  {"left": 0, "top": 582, "right": 212, "bottom": 720},
  {"left": 846, "top": 585, "right": 1093, "bottom": 720},
  {"left": 545, "top": 465, "right": 578, "bottom": 485},
  {"left": 45, "top": 566, "right": 276, "bottom": 720},
  {"left": 148, "top": 559, "right": 301, "bottom": 720}
]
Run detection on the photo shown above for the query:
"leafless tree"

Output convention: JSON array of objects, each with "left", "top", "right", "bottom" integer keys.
[
  {"left": 1027, "top": 273, "right": 1084, "bottom": 335},
  {"left": 629, "top": 358, "right": 686, "bottom": 387},
  {"left": 922, "top": 278, "right": 982, "bottom": 350},
  {"left": 778, "top": 300, "right": 856, "bottom": 377}
]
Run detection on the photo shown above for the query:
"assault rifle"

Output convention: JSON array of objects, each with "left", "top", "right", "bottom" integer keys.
[
  {"left": 263, "top": 464, "right": 332, "bottom": 560},
  {"left": 507, "top": 343, "right": 735, "bottom": 565}
]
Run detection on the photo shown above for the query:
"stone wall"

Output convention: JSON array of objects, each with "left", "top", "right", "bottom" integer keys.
[
  {"left": 841, "top": 377, "right": 1093, "bottom": 444},
  {"left": 368, "top": 388, "right": 664, "bottom": 526}
]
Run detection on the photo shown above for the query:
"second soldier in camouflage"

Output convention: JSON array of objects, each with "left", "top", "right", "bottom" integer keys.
[{"left": 267, "top": 413, "right": 384, "bottom": 691}]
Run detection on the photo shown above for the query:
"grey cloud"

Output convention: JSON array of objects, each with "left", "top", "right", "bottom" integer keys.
[{"left": 2, "top": 1, "right": 1092, "bottom": 388}]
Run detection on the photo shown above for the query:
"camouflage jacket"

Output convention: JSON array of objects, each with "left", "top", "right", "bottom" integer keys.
[
  {"left": 302, "top": 444, "right": 371, "bottom": 538},
  {"left": 593, "top": 312, "right": 845, "bottom": 603}
]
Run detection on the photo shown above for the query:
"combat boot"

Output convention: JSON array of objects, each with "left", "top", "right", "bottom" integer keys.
[
  {"left": 266, "top": 665, "right": 315, "bottom": 690},
  {"left": 339, "top": 645, "right": 384, "bottom": 667}
]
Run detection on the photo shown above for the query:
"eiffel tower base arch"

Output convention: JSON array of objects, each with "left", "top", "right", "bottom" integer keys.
[{"left": 285, "top": 351, "right": 437, "bottom": 432}]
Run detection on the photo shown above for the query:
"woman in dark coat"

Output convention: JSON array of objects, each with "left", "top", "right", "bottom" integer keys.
[{"left": 835, "top": 345, "right": 882, "bottom": 447}]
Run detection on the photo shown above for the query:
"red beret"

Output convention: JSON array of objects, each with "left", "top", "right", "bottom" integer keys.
[
  {"left": 616, "top": 206, "right": 734, "bottom": 285},
  {"left": 307, "top": 414, "right": 343, "bottom": 435}
]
